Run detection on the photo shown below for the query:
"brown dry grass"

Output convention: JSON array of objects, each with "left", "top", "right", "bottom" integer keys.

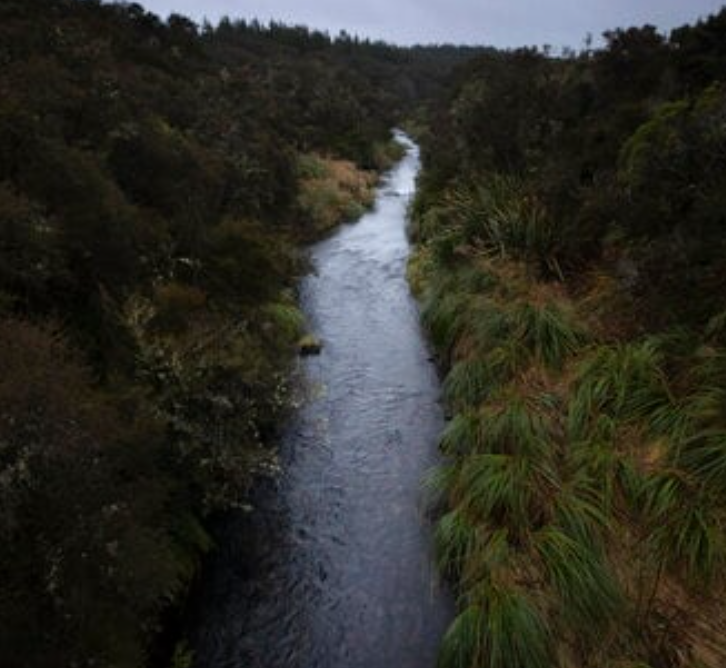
[{"left": 298, "top": 154, "right": 377, "bottom": 235}]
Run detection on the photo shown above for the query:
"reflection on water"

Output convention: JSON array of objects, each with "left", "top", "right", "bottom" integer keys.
[{"left": 190, "top": 132, "right": 451, "bottom": 668}]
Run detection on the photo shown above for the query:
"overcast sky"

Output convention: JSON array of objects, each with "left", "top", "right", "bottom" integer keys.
[{"left": 138, "top": 0, "right": 725, "bottom": 48}]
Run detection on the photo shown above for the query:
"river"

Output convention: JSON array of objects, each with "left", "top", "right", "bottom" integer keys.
[{"left": 190, "top": 132, "right": 451, "bottom": 668}]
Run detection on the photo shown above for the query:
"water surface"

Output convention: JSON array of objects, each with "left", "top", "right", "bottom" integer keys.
[{"left": 191, "top": 132, "right": 451, "bottom": 668}]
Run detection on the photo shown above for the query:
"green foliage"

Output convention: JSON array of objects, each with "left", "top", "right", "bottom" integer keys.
[
  {"left": 454, "top": 454, "right": 535, "bottom": 528},
  {"left": 203, "top": 218, "right": 288, "bottom": 305},
  {"left": 414, "top": 11, "right": 726, "bottom": 666},
  {"left": 439, "top": 585, "right": 552, "bottom": 668},
  {"left": 263, "top": 299, "right": 306, "bottom": 343},
  {"left": 449, "top": 178, "right": 566, "bottom": 278},
  {"left": 438, "top": 604, "right": 486, "bottom": 668},
  {"left": 512, "top": 302, "right": 586, "bottom": 368},
  {"left": 435, "top": 507, "right": 479, "bottom": 578},
  {"left": 642, "top": 472, "right": 726, "bottom": 584},
  {"left": 421, "top": 289, "right": 472, "bottom": 351},
  {"left": 462, "top": 299, "right": 512, "bottom": 355},
  {"left": 439, "top": 412, "right": 484, "bottom": 456},
  {"left": 535, "top": 526, "right": 622, "bottom": 629},
  {"left": 443, "top": 359, "right": 496, "bottom": 409},
  {"left": 151, "top": 282, "right": 207, "bottom": 333},
  {"left": 479, "top": 400, "right": 554, "bottom": 457},
  {"left": 553, "top": 477, "right": 612, "bottom": 545},
  {"left": 615, "top": 85, "right": 726, "bottom": 323},
  {"left": 569, "top": 342, "right": 674, "bottom": 434}
]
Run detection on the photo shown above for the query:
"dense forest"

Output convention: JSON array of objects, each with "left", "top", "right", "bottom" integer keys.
[
  {"left": 410, "top": 7, "right": 726, "bottom": 668},
  {"left": 0, "top": 1, "right": 478, "bottom": 666}
]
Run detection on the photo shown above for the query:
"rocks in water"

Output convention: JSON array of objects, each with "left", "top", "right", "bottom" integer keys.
[{"left": 299, "top": 334, "right": 323, "bottom": 356}]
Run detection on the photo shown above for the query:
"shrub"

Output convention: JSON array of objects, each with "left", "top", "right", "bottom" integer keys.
[{"left": 0, "top": 318, "right": 204, "bottom": 668}]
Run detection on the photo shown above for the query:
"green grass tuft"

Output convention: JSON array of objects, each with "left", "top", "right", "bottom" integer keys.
[
  {"left": 439, "top": 582, "right": 552, "bottom": 668},
  {"left": 512, "top": 302, "right": 586, "bottom": 369},
  {"left": 440, "top": 412, "right": 484, "bottom": 456},
  {"left": 443, "top": 359, "right": 496, "bottom": 409},
  {"left": 453, "top": 454, "right": 534, "bottom": 529},
  {"left": 535, "top": 526, "right": 623, "bottom": 630}
]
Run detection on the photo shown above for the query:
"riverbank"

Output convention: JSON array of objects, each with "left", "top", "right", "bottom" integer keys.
[
  {"left": 409, "top": 111, "right": 726, "bottom": 668},
  {"left": 295, "top": 138, "right": 406, "bottom": 241}
]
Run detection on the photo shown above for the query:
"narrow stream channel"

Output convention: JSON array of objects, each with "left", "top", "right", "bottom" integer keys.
[{"left": 190, "top": 132, "right": 451, "bottom": 668}]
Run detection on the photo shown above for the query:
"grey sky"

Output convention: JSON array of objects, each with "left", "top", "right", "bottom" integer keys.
[{"left": 139, "top": 0, "right": 725, "bottom": 47}]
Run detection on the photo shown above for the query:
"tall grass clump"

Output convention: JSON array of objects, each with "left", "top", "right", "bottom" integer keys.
[
  {"left": 439, "top": 412, "right": 484, "bottom": 456},
  {"left": 453, "top": 453, "right": 535, "bottom": 530},
  {"left": 568, "top": 341, "right": 680, "bottom": 439},
  {"left": 434, "top": 507, "right": 479, "bottom": 578},
  {"left": 535, "top": 526, "right": 623, "bottom": 630},
  {"left": 447, "top": 177, "right": 566, "bottom": 279},
  {"left": 478, "top": 400, "right": 554, "bottom": 457},
  {"left": 512, "top": 302, "right": 586, "bottom": 369},
  {"left": 443, "top": 359, "right": 498, "bottom": 409},
  {"left": 641, "top": 471, "right": 726, "bottom": 585},
  {"left": 421, "top": 289, "right": 473, "bottom": 352},
  {"left": 438, "top": 585, "right": 552, "bottom": 668}
]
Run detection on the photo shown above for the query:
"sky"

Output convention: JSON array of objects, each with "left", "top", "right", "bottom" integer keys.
[{"left": 138, "top": 0, "right": 725, "bottom": 48}]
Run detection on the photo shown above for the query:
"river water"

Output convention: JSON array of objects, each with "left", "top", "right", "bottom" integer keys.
[{"left": 190, "top": 132, "right": 451, "bottom": 668}]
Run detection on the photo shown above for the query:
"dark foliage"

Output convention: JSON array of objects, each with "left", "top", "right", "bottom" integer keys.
[{"left": 0, "top": 1, "right": 480, "bottom": 666}]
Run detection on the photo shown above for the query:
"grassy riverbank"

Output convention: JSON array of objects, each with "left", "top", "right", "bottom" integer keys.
[
  {"left": 296, "top": 139, "right": 407, "bottom": 239},
  {"left": 297, "top": 154, "right": 378, "bottom": 237},
  {"left": 411, "top": 9, "right": 726, "bottom": 668}
]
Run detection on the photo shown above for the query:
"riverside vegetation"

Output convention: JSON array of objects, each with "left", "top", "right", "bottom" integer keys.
[
  {"left": 0, "top": 1, "right": 478, "bottom": 666},
  {"left": 4, "top": 1, "right": 726, "bottom": 667},
  {"left": 410, "top": 7, "right": 726, "bottom": 668}
]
